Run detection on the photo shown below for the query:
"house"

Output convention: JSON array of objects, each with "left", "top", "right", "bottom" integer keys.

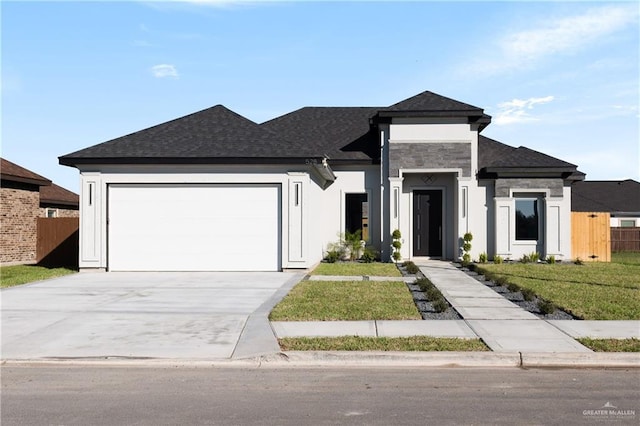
[
  {"left": 572, "top": 179, "right": 640, "bottom": 227},
  {"left": 59, "top": 91, "right": 584, "bottom": 272},
  {"left": 1, "top": 158, "right": 79, "bottom": 264}
]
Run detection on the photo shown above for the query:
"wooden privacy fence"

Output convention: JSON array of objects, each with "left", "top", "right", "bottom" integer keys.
[
  {"left": 37, "top": 218, "right": 79, "bottom": 268},
  {"left": 611, "top": 227, "right": 640, "bottom": 252},
  {"left": 571, "top": 212, "right": 611, "bottom": 262}
]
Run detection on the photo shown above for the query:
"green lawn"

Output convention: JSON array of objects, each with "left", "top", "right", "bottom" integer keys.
[
  {"left": 611, "top": 252, "right": 640, "bottom": 266},
  {"left": 269, "top": 280, "right": 420, "bottom": 321},
  {"left": 1, "top": 265, "right": 76, "bottom": 288},
  {"left": 578, "top": 338, "right": 640, "bottom": 352},
  {"left": 311, "top": 262, "right": 402, "bottom": 277},
  {"left": 477, "top": 255, "right": 640, "bottom": 320},
  {"left": 279, "top": 336, "right": 489, "bottom": 351}
]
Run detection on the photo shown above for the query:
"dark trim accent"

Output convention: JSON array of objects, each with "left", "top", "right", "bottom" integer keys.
[{"left": 477, "top": 167, "right": 583, "bottom": 180}]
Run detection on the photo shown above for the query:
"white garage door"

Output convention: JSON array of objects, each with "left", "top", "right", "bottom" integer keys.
[{"left": 108, "top": 184, "right": 280, "bottom": 271}]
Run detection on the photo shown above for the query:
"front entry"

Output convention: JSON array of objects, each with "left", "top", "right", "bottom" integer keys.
[{"left": 413, "top": 190, "right": 443, "bottom": 257}]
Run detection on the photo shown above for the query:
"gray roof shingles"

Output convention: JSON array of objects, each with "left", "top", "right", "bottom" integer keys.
[
  {"left": 58, "top": 91, "right": 577, "bottom": 174},
  {"left": 571, "top": 180, "right": 640, "bottom": 213}
]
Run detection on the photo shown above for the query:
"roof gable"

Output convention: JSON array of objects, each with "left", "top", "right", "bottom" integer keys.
[
  {"left": 384, "top": 90, "right": 484, "bottom": 113},
  {"left": 60, "top": 105, "right": 318, "bottom": 165}
]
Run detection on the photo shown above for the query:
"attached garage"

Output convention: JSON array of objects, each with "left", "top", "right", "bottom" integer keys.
[{"left": 107, "top": 184, "right": 280, "bottom": 271}]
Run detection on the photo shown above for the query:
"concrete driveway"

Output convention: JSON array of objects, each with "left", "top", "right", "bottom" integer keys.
[{"left": 1, "top": 272, "right": 301, "bottom": 360}]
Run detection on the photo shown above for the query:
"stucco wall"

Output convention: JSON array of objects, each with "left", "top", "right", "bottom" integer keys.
[{"left": 0, "top": 187, "right": 40, "bottom": 264}]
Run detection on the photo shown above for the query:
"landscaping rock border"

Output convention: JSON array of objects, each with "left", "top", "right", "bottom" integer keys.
[{"left": 397, "top": 262, "right": 462, "bottom": 320}]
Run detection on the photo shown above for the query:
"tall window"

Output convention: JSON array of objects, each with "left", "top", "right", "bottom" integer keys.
[
  {"left": 345, "top": 193, "right": 368, "bottom": 240},
  {"left": 515, "top": 199, "right": 539, "bottom": 240}
]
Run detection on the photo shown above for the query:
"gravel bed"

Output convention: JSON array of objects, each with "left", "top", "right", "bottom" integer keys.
[
  {"left": 462, "top": 269, "right": 577, "bottom": 320},
  {"left": 400, "top": 264, "right": 462, "bottom": 320}
]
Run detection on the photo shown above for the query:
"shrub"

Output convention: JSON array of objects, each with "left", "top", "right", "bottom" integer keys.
[
  {"left": 538, "top": 300, "right": 556, "bottom": 315},
  {"left": 415, "top": 277, "right": 433, "bottom": 292},
  {"left": 529, "top": 252, "right": 540, "bottom": 263},
  {"left": 493, "top": 255, "right": 503, "bottom": 264},
  {"left": 478, "top": 252, "right": 488, "bottom": 264},
  {"left": 432, "top": 298, "right": 449, "bottom": 313},
  {"left": 324, "top": 250, "right": 340, "bottom": 263},
  {"left": 462, "top": 253, "right": 471, "bottom": 266},
  {"left": 405, "top": 263, "right": 420, "bottom": 275},
  {"left": 546, "top": 255, "right": 556, "bottom": 264},
  {"left": 520, "top": 254, "right": 531, "bottom": 263},
  {"left": 344, "top": 230, "right": 363, "bottom": 261},
  {"left": 360, "top": 246, "right": 378, "bottom": 263},
  {"left": 507, "top": 282, "right": 520, "bottom": 293},
  {"left": 495, "top": 276, "right": 509, "bottom": 286},
  {"left": 425, "top": 287, "right": 442, "bottom": 302},
  {"left": 463, "top": 232, "right": 473, "bottom": 242},
  {"left": 574, "top": 257, "right": 584, "bottom": 265},
  {"left": 391, "top": 229, "right": 402, "bottom": 263},
  {"left": 521, "top": 288, "right": 535, "bottom": 301},
  {"left": 461, "top": 232, "right": 473, "bottom": 265}
]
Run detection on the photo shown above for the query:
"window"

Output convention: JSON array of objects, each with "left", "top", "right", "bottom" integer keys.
[
  {"left": 620, "top": 219, "right": 636, "bottom": 227},
  {"left": 46, "top": 208, "right": 58, "bottom": 218},
  {"left": 515, "top": 199, "right": 539, "bottom": 240},
  {"left": 345, "top": 193, "right": 368, "bottom": 240}
]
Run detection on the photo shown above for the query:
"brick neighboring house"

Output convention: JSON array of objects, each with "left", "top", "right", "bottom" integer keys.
[{"left": 1, "top": 158, "right": 79, "bottom": 265}]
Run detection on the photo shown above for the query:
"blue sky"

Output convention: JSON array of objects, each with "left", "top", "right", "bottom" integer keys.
[{"left": 2, "top": 1, "right": 638, "bottom": 193}]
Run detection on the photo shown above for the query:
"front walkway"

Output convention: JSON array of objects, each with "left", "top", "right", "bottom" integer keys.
[{"left": 273, "top": 261, "right": 640, "bottom": 353}]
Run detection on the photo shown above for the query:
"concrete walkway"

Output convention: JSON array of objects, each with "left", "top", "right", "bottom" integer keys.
[{"left": 274, "top": 262, "right": 640, "bottom": 354}]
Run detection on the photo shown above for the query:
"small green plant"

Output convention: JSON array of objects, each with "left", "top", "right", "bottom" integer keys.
[
  {"left": 344, "top": 230, "right": 363, "bottom": 261},
  {"left": 507, "top": 282, "right": 520, "bottom": 293},
  {"left": 425, "top": 287, "right": 442, "bottom": 302},
  {"left": 478, "top": 252, "right": 488, "bottom": 264},
  {"left": 495, "top": 276, "right": 509, "bottom": 286},
  {"left": 520, "top": 253, "right": 531, "bottom": 263},
  {"left": 546, "top": 255, "right": 556, "bottom": 264},
  {"left": 461, "top": 232, "right": 473, "bottom": 266},
  {"left": 538, "top": 300, "right": 556, "bottom": 315},
  {"left": 324, "top": 250, "right": 340, "bottom": 263},
  {"left": 360, "top": 246, "right": 378, "bottom": 263},
  {"left": 432, "top": 298, "right": 449, "bottom": 313},
  {"left": 521, "top": 288, "right": 535, "bottom": 301},
  {"left": 415, "top": 277, "right": 434, "bottom": 292},
  {"left": 493, "top": 255, "right": 503, "bottom": 264},
  {"left": 405, "top": 262, "right": 420, "bottom": 275},
  {"left": 391, "top": 229, "right": 402, "bottom": 263},
  {"left": 529, "top": 252, "right": 540, "bottom": 262},
  {"left": 574, "top": 257, "right": 584, "bottom": 265}
]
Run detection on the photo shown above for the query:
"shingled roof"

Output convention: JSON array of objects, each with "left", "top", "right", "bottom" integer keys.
[
  {"left": 40, "top": 183, "right": 79, "bottom": 208},
  {"left": 59, "top": 105, "right": 320, "bottom": 166},
  {"left": 1, "top": 158, "right": 51, "bottom": 186},
  {"left": 261, "top": 107, "right": 380, "bottom": 162},
  {"left": 478, "top": 136, "right": 581, "bottom": 178},
  {"left": 571, "top": 180, "right": 640, "bottom": 213}
]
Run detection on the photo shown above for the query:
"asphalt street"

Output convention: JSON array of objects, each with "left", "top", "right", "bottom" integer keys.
[{"left": 2, "top": 366, "right": 638, "bottom": 425}]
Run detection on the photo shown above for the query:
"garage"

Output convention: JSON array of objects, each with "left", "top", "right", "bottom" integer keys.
[{"left": 107, "top": 184, "right": 280, "bottom": 271}]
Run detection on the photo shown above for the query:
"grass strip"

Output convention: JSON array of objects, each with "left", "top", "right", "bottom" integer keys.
[
  {"left": 1, "top": 265, "right": 76, "bottom": 288},
  {"left": 279, "top": 336, "right": 489, "bottom": 351},
  {"left": 311, "top": 262, "right": 402, "bottom": 277},
  {"left": 577, "top": 338, "right": 640, "bottom": 352},
  {"left": 476, "top": 262, "right": 640, "bottom": 320},
  {"left": 269, "top": 280, "right": 420, "bottom": 321}
]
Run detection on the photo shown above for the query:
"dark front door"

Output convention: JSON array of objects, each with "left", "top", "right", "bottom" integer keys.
[{"left": 413, "top": 190, "right": 443, "bottom": 257}]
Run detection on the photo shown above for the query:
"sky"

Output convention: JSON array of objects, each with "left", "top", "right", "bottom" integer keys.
[{"left": 2, "top": 0, "right": 639, "bottom": 193}]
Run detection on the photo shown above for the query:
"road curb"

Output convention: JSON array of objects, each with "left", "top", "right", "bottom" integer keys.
[{"left": 3, "top": 351, "right": 638, "bottom": 369}]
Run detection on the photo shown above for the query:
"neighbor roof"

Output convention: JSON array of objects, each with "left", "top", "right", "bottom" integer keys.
[
  {"left": 571, "top": 180, "right": 640, "bottom": 213},
  {"left": 1, "top": 158, "right": 51, "bottom": 187},
  {"left": 40, "top": 183, "right": 79, "bottom": 208}
]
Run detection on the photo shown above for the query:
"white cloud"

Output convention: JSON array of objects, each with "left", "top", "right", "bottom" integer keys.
[
  {"left": 150, "top": 64, "right": 179, "bottom": 79},
  {"left": 472, "top": 5, "right": 639, "bottom": 75},
  {"left": 493, "top": 96, "right": 554, "bottom": 125}
]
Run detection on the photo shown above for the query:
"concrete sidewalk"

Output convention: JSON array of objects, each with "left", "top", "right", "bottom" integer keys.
[{"left": 273, "top": 262, "right": 640, "bottom": 354}]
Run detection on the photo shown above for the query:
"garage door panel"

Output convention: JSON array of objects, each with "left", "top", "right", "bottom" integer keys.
[{"left": 108, "top": 185, "right": 280, "bottom": 271}]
